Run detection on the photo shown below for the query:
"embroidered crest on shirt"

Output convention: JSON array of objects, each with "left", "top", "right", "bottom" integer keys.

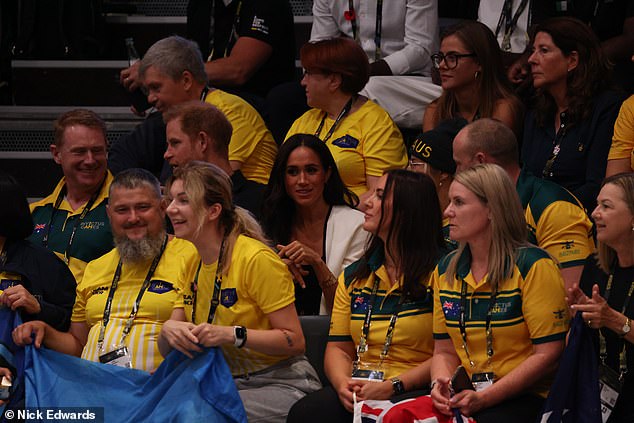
[
  {"left": 147, "top": 280, "right": 174, "bottom": 294},
  {"left": 221, "top": 288, "right": 238, "bottom": 307},
  {"left": 332, "top": 135, "right": 359, "bottom": 148}
]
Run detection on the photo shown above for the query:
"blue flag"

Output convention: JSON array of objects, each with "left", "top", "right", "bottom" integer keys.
[
  {"left": 539, "top": 314, "right": 601, "bottom": 422},
  {"left": 25, "top": 345, "right": 246, "bottom": 422},
  {"left": 0, "top": 308, "right": 24, "bottom": 423}
]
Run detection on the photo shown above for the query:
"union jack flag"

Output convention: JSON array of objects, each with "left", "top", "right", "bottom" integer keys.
[{"left": 34, "top": 223, "right": 46, "bottom": 232}]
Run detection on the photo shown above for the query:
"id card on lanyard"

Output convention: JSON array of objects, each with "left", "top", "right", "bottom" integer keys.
[
  {"left": 458, "top": 280, "right": 497, "bottom": 391},
  {"left": 597, "top": 265, "right": 633, "bottom": 422},
  {"left": 97, "top": 235, "right": 168, "bottom": 368},
  {"left": 351, "top": 275, "right": 404, "bottom": 382}
]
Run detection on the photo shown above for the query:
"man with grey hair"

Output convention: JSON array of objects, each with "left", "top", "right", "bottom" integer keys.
[
  {"left": 14, "top": 168, "right": 199, "bottom": 372},
  {"left": 109, "top": 36, "right": 277, "bottom": 186},
  {"left": 452, "top": 118, "right": 595, "bottom": 292}
]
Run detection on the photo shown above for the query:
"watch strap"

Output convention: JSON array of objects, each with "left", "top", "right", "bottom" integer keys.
[{"left": 390, "top": 377, "right": 405, "bottom": 395}]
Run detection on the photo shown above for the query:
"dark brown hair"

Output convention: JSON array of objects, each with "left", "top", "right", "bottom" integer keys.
[{"left": 530, "top": 17, "right": 612, "bottom": 126}]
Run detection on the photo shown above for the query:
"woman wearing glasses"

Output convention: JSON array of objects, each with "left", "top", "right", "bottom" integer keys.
[
  {"left": 423, "top": 21, "right": 523, "bottom": 137},
  {"left": 430, "top": 164, "right": 568, "bottom": 422},
  {"left": 285, "top": 37, "right": 407, "bottom": 210},
  {"left": 522, "top": 17, "right": 625, "bottom": 212}
]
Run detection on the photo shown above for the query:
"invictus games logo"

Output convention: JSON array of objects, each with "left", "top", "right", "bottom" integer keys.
[
  {"left": 91, "top": 286, "right": 109, "bottom": 296},
  {"left": 80, "top": 221, "right": 105, "bottom": 230},
  {"left": 562, "top": 240, "right": 575, "bottom": 250},
  {"left": 251, "top": 16, "right": 269, "bottom": 35}
]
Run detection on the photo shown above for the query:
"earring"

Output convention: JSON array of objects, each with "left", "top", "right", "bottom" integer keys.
[
  {"left": 474, "top": 71, "right": 480, "bottom": 80},
  {"left": 439, "top": 181, "right": 443, "bottom": 187}
]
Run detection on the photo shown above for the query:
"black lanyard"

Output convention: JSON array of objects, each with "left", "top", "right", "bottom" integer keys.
[
  {"left": 346, "top": 0, "right": 383, "bottom": 61},
  {"left": 97, "top": 235, "right": 168, "bottom": 349},
  {"left": 355, "top": 274, "right": 405, "bottom": 367},
  {"left": 191, "top": 236, "right": 227, "bottom": 324},
  {"left": 41, "top": 177, "right": 106, "bottom": 264},
  {"left": 314, "top": 96, "right": 355, "bottom": 143},
  {"left": 599, "top": 262, "right": 634, "bottom": 380},
  {"left": 542, "top": 111, "right": 571, "bottom": 180},
  {"left": 494, "top": 0, "right": 530, "bottom": 51},
  {"left": 208, "top": 0, "right": 243, "bottom": 60},
  {"left": 458, "top": 279, "right": 497, "bottom": 368}
]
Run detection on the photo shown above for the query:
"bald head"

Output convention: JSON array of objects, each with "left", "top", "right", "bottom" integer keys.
[{"left": 452, "top": 118, "right": 519, "bottom": 172}]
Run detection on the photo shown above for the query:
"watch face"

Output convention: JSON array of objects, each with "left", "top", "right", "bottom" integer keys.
[{"left": 235, "top": 326, "right": 246, "bottom": 339}]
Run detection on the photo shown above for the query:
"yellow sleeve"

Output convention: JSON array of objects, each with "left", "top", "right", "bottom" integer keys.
[
  {"left": 521, "top": 258, "right": 569, "bottom": 343},
  {"left": 71, "top": 265, "right": 90, "bottom": 323},
  {"left": 432, "top": 267, "right": 450, "bottom": 339},
  {"left": 608, "top": 96, "right": 634, "bottom": 160},
  {"left": 535, "top": 201, "right": 594, "bottom": 269},
  {"left": 328, "top": 272, "right": 354, "bottom": 342},
  {"left": 243, "top": 249, "right": 295, "bottom": 315},
  {"left": 361, "top": 108, "right": 407, "bottom": 177},
  {"left": 285, "top": 110, "right": 321, "bottom": 142}
]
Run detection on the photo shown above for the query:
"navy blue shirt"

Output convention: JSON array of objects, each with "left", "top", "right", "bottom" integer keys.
[{"left": 521, "top": 91, "right": 624, "bottom": 212}]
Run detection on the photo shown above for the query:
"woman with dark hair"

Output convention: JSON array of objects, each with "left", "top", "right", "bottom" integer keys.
[
  {"left": 263, "top": 133, "right": 368, "bottom": 315},
  {"left": 522, "top": 17, "right": 625, "bottom": 212},
  {"left": 423, "top": 21, "right": 523, "bottom": 136},
  {"left": 569, "top": 173, "right": 634, "bottom": 422},
  {"left": 287, "top": 169, "right": 445, "bottom": 423},
  {"left": 0, "top": 172, "right": 76, "bottom": 330},
  {"left": 286, "top": 38, "right": 407, "bottom": 209}
]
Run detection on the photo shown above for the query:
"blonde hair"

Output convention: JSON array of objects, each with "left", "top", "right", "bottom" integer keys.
[
  {"left": 446, "top": 164, "right": 528, "bottom": 293},
  {"left": 596, "top": 173, "right": 634, "bottom": 272},
  {"left": 167, "top": 161, "right": 268, "bottom": 273}
]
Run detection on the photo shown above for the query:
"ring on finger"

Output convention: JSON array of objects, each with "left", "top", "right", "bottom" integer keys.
[{"left": 587, "top": 320, "right": 592, "bottom": 327}]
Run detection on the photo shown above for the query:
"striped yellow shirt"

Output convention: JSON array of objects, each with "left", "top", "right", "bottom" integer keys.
[{"left": 72, "top": 237, "right": 198, "bottom": 371}]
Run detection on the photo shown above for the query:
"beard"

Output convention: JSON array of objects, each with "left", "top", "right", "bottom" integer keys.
[{"left": 114, "top": 229, "right": 166, "bottom": 264}]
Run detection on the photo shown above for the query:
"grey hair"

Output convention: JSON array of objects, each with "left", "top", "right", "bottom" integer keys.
[
  {"left": 139, "top": 36, "right": 208, "bottom": 85},
  {"left": 109, "top": 168, "right": 162, "bottom": 199}
]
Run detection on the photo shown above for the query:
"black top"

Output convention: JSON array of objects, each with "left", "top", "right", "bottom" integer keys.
[
  {"left": 187, "top": 0, "right": 296, "bottom": 97},
  {"left": 108, "top": 111, "right": 167, "bottom": 181},
  {"left": 521, "top": 91, "right": 624, "bottom": 212},
  {"left": 1, "top": 239, "right": 76, "bottom": 331},
  {"left": 230, "top": 169, "right": 265, "bottom": 221},
  {"left": 580, "top": 256, "right": 634, "bottom": 422}
]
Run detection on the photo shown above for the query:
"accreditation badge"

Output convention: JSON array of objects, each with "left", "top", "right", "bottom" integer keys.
[
  {"left": 351, "top": 362, "right": 386, "bottom": 382},
  {"left": 598, "top": 364, "right": 621, "bottom": 423},
  {"left": 471, "top": 372, "right": 495, "bottom": 392},
  {"left": 99, "top": 344, "right": 132, "bottom": 368}
]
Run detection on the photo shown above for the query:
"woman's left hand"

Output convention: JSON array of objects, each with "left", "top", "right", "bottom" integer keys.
[
  {"left": 571, "top": 284, "right": 619, "bottom": 330},
  {"left": 354, "top": 380, "right": 394, "bottom": 401},
  {"left": 191, "top": 323, "right": 234, "bottom": 347},
  {"left": 0, "top": 285, "right": 41, "bottom": 314},
  {"left": 450, "top": 389, "right": 487, "bottom": 416}
]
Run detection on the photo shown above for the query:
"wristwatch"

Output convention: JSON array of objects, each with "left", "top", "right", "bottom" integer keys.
[
  {"left": 621, "top": 317, "right": 631, "bottom": 337},
  {"left": 390, "top": 377, "right": 405, "bottom": 395},
  {"left": 234, "top": 326, "right": 247, "bottom": 348}
]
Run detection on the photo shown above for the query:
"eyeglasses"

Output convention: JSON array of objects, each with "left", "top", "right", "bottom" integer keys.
[
  {"left": 408, "top": 159, "right": 429, "bottom": 173},
  {"left": 431, "top": 52, "right": 477, "bottom": 70}
]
